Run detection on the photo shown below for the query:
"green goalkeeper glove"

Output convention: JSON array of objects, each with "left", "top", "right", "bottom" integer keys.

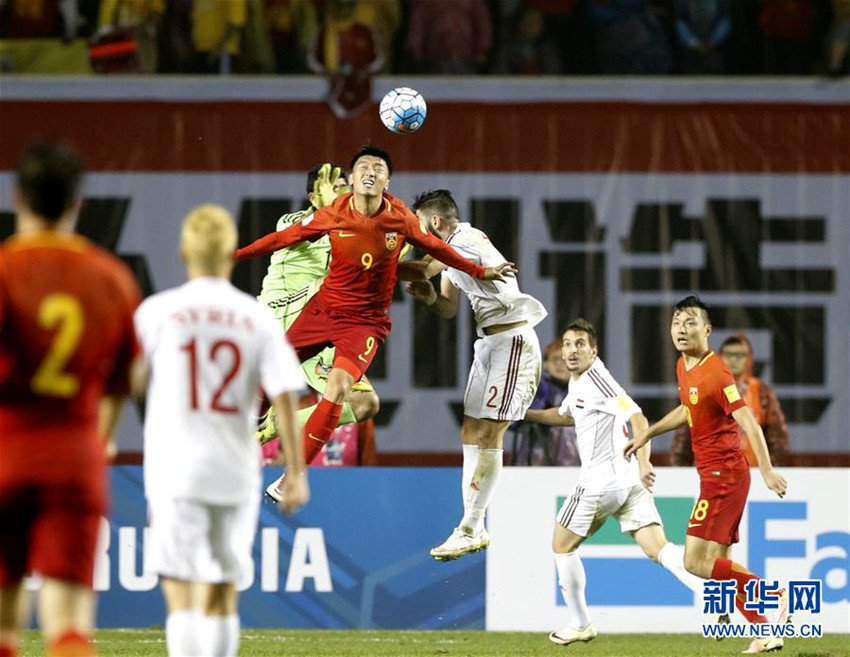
[{"left": 312, "top": 163, "right": 349, "bottom": 209}]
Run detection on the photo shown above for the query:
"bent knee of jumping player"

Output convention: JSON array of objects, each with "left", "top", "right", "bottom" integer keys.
[
  {"left": 461, "top": 416, "right": 510, "bottom": 450},
  {"left": 345, "top": 388, "right": 380, "bottom": 421},
  {"left": 324, "top": 368, "right": 355, "bottom": 406},
  {"left": 683, "top": 543, "right": 717, "bottom": 579}
]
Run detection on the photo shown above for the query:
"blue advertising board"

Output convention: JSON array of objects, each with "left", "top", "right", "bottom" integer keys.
[{"left": 95, "top": 467, "right": 484, "bottom": 629}]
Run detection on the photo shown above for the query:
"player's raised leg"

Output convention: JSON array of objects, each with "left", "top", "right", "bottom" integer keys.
[
  {"left": 549, "top": 519, "right": 596, "bottom": 646},
  {"left": 630, "top": 523, "right": 704, "bottom": 594},
  {"left": 430, "top": 416, "right": 509, "bottom": 560}
]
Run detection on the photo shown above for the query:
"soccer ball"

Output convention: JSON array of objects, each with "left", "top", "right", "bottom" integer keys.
[{"left": 379, "top": 87, "right": 427, "bottom": 134}]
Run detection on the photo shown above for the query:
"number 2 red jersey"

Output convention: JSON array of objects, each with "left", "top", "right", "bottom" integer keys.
[
  {"left": 676, "top": 350, "right": 748, "bottom": 477},
  {"left": 0, "top": 234, "right": 141, "bottom": 507},
  {"left": 235, "top": 192, "right": 487, "bottom": 324}
]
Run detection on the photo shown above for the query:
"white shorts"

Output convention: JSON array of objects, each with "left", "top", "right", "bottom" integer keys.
[
  {"left": 555, "top": 483, "right": 663, "bottom": 537},
  {"left": 145, "top": 495, "right": 260, "bottom": 585},
  {"left": 463, "top": 325, "right": 541, "bottom": 422}
]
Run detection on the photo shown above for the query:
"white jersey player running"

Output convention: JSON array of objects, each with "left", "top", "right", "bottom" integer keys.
[
  {"left": 525, "top": 319, "right": 703, "bottom": 647},
  {"left": 405, "top": 189, "right": 545, "bottom": 561},
  {"left": 135, "top": 205, "right": 308, "bottom": 657}
]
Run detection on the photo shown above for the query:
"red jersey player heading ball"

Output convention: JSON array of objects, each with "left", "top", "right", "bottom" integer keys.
[
  {"left": 235, "top": 145, "right": 515, "bottom": 468},
  {"left": 0, "top": 143, "right": 141, "bottom": 657},
  {"left": 624, "top": 296, "right": 788, "bottom": 654}
]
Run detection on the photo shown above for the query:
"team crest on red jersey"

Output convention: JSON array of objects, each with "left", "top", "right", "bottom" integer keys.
[
  {"left": 385, "top": 232, "right": 398, "bottom": 250},
  {"left": 689, "top": 386, "right": 699, "bottom": 405}
]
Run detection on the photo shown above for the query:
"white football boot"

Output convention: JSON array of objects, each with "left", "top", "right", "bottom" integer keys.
[
  {"left": 549, "top": 623, "right": 598, "bottom": 646},
  {"left": 742, "top": 637, "right": 784, "bottom": 654},
  {"left": 430, "top": 527, "right": 489, "bottom": 561},
  {"left": 265, "top": 474, "right": 285, "bottom": 503}
]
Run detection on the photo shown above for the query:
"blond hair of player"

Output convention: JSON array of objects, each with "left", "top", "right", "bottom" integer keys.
[{"left": 136, "top": 205, "right": 308, "bottom": 657}]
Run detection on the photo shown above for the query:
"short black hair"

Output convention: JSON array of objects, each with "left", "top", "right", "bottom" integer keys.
[
  {"left": 305, "top": 163, "right": 346, "bottom": 194},
  {"left": 349, "top": 144, "right": 392, "bottom": 176},
  {"left": 411, "top": 189, "right": 460, "bottom": 222},
  {"left": 562, "top": 318, "right": 597, "bottom": 348},
  {"left": 16, "top": 141, "right": 84, "bottom": 222},
  {"left": 673, "top": 295, "right": 711, "bottom": 323},
  {"left": 720, "top": 335, "right": 746, "bottom": 351}
]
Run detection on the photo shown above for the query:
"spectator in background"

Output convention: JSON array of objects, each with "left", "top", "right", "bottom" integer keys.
[
  {"left": 671, "top": 333, "right": 789, "bottom": 467},
  {"left": 492, "top": 6, "right": 562, "bottom": 74},
  {"left": 263, "top": 0, "right": 318, "bottom": 72},
  {"left": 511, "top": 340, "right": 580, "bottom": 466},
  {"left": 352, "top": 0, "right": 402, "bottom": 71},
  {"left": 191, "top": 0, "right": 247, "bottom": 74},
  {"left": 586, "top": 0, "right": 673, "bottom": 74},
  {"left": 827, "top": 0, "right": 850, "bottom": 75},
  {"left": 675, "top": 0, "right": 731, "bottom": 73},
  {"left": 759, "top": 0, "right": 828, "bottom": 74},
  {"left": 308, "top": 0, "right": 383, "bottom": 118},
  {"left": 92, "top": 0, "right": 164, "bottom": 73},
  {"left": 407, "top": 0, "right": 492, "bottom": 74}
]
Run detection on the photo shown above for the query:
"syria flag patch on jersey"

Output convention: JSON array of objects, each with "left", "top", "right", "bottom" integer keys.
[{"left": 385, "top": 232, "right": 398, "bottom": 250}]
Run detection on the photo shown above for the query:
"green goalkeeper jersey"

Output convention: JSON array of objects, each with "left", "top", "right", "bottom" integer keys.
[{"left": 257, "top": 207, "right": 330, "bottom": 306}]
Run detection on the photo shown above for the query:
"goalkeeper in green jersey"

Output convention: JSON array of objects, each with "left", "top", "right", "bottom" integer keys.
[{"left": 259, "top": 163, "right": 386, "bottom": 498}]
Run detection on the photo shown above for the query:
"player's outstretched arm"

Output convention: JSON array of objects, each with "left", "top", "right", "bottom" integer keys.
[
  {"left": 272, "top": 390, "right": 310, "bottom": 514},
  {"left": 524, "top": 408, "right": 575, "bottom": 426},
  {"left": 624, "top": 404, "right": 687, "bottom": 460},
  {"left": 402, "top": 223, "right": 498, "bottom": 280},
  {"left": 234, "top": 212, "right": 329, "bottom": 262},
  {"left": 732, "top": 405, "right": 787, "bottom": 498}
]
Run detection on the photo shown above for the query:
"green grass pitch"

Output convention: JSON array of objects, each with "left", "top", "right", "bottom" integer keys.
[{"left": 21, "top": 630, "right": 850, "bottom": 656}]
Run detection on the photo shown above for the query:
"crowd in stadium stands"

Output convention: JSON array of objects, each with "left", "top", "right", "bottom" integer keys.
[{"left": 1, "top": 0, "right": 849, "bottom": 77}]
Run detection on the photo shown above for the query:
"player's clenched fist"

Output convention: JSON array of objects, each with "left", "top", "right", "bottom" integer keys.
[{"left": 279, "top": 472, "right": 310, "bottom": 515}]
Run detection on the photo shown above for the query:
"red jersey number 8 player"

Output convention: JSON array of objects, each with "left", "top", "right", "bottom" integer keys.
[{"left": 624, "top": 296, "right": 788, "bottom": 654}]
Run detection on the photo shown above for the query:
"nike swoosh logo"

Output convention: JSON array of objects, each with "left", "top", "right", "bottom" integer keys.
[
  {"left": 308, "top": 433, "right": 324, "bottom": 443},
  {"left": 337, "top": 231, "right": 356, "bottom": 237},
  {"left": 688, "top": 523, "right": 702, "bottom": 528}
]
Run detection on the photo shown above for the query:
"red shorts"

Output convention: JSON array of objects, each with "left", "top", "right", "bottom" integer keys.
[
  {"left": 0, "top": 485, "right": 102, "bottom": 587},
  {"left": 285, "top": 296, "right": 390, "bottom": 380},
  {"left": 686, "top": 467, "right": 751, "bottom": 545}
]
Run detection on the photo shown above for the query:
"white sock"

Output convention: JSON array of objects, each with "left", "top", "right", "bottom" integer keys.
[
  {"left": 166, "top": 609, "right": 201, "bottom": 657},
  {"left": 658, "top": 542, "right": 704, "bottom": 594},
  {"left": 460, "top": 448, "right": 502, "bottom": 534},
  {"left": 554, "top": 551, "right": 591, "bottom": 630},
  {"left": 197, "top": 614, "right": 240, "bottom": 657},
  {"left": 461, "top": 444, "right": 479, "bottom": 513}
]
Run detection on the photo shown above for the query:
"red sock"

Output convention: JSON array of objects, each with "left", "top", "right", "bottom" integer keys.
[
  {"left": 711, "top": 557, "right": 767, "bottom": 624},
  {"left": 302, "top": 398, "right": 343, "bottom": 465},
  {"left": 47, "top": 631, "right": 94, "bottom": 657},
  {"left": 0, "top": 643, "right": 18, "bottom": 657}
]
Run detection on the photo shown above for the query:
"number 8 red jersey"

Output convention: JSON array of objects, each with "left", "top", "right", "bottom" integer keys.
[{"left": 676, "top": 350, "right": 748, "bottom": 478}]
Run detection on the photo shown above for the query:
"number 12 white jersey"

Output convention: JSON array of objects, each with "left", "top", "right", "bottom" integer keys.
[{"left": 135, "top": 277, "right": 303, "bottom": 506}]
